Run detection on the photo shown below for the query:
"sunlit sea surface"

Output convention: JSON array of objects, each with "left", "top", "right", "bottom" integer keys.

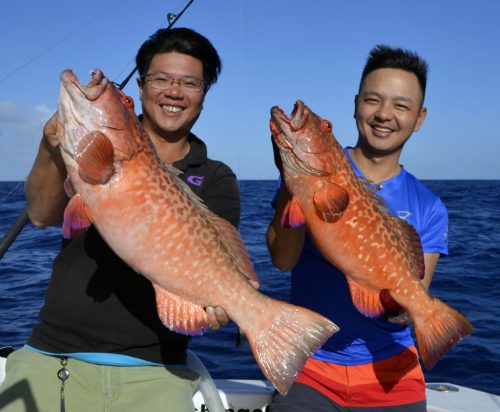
[{"left": 1, "top": 180, "right": 499, "bottom": 395}]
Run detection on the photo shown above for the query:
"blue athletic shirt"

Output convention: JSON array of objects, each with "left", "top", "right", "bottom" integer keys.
[{"left": 288, "top": 148, "right": 448, "bottom": 366}]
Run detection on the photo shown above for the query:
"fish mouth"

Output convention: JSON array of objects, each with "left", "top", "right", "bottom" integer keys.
[
  {"left": 270, "top": 101, "right": 325, "bottom": 176},
  {"left": 61, "top": 68, "right": 109, "bottom": 101},
  {"left": 271, "top": 100, "right": 306, "bottom": 134},
  {"left": 270, "top": 100, "right": 307, "bottom": 151}
]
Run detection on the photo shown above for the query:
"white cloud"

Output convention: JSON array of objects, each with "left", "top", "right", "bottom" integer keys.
[{"left": 0, "top": 101, "right": 54, "bottom": 180}]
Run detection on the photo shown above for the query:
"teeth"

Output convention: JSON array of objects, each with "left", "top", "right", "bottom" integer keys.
[
  {"left": 374, "top": 126, "right": 392, "bottom": 132},
  {"left": 161, "top": 105, "right": 182, "bottom": 113}
]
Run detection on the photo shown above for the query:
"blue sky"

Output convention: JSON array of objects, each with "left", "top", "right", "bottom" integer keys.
[{"left": 1, "top": 0, "right": 499, "bottom": 180}]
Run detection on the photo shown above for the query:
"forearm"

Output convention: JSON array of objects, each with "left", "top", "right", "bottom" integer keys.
[
  {"left": 266, "top": 184, "right": 305, "bottom": 271},
  {"left": 25, "top": 136, "right": 68, "bottom": 227},
  {"left": 422, "top": 252, "right": 440, "bottom": 289}
]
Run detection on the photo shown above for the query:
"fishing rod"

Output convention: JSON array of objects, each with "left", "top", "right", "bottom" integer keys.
[{"left": 0, "top": 0, "right": 196, "bottom": 260}]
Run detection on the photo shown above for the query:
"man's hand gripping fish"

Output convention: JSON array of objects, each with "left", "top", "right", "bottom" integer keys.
[
  {"left": 55, "top": 70, "right": 339, "bottom": 395},
  {"left": 270, "top": 100, "right": 473, "bottom": 370}
]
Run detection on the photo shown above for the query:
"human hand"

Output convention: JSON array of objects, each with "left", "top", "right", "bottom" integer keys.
[
  {"left": 42, "top": 113, "right": 61, "bottom": 152},
  {"left": 205, "top": 306, "right": 229, "bottom": 330}
]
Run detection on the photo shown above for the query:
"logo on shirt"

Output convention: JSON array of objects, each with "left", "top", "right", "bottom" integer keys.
[
  {"left": 397, "top": 211, "right": 413, "bottom": 221},
  {"left": 187, "top": 175, "right": 204, "bottom": 186}
]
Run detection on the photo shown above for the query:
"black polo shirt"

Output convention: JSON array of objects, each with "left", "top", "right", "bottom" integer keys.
[{"left": 28, "top": 133, "right": 240, "bottom": 365}]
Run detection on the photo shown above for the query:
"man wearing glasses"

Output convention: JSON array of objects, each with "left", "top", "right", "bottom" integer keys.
[{"left": 0, "top": 28, "right": 238, "bottom": 412}]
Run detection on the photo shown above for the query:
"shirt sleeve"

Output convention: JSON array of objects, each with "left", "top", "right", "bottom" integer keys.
[{"left": 420, "top": 197, "right": 449, "bottom": 256}]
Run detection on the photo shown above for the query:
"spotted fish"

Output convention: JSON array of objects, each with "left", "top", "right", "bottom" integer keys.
[
  {"left": 55, "top": 70, "right": 338, "bottom": 395},
  {"left": 270, "top": 100, "right": 473, "bottom": 370}
]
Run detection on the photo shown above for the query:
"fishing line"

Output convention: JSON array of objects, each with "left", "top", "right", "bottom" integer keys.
[
  {"left": 0, "top": 0, "right": 127, "bottom": 85},
  {"left": 116, "top": 0, "right": 196, "bottom": 90}
]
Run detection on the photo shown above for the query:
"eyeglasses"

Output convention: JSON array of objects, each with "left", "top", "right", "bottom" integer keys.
[{"left": 140, "top": 73, "right": 206, "bottom": 93}]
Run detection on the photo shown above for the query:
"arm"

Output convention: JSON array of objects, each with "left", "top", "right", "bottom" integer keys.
[
  {"left": 25, "top": 114, "right": 68, "bottom": 227},
  {"left": 266, "top": 181, "right": 305, "bottom": 271},
  {"left": 422, "top": 252, "right": 440, "bottom": 289}
]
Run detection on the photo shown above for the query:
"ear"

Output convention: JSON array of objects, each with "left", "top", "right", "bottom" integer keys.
[
  {"left": 137, "top": 77, "right": 144, "bottom": 101},
  {"left": 353, "top": 94, "right": 359, "bottom": 119},
  {"left": 413, "top": 106, "right": 428, "bottom": 132}
]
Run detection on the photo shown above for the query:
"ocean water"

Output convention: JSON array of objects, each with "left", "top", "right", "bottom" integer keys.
[{"left": 0, "top": 180, "right": 499, "bottom": 396}]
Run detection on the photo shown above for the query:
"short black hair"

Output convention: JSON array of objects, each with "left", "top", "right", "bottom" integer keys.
[
  {"left": 136, "top": 27, "right": 222, "bottom": 90},
  {"left": 359, "top": 45, "right": 428, "bottom": 101}
]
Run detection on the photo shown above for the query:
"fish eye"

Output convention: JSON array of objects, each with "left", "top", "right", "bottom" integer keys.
[
  {"left": 321, "top": 120, "right": 333, "bottom": 132},
  {"left": 121, "top": 95, "right": 134, "bottom": 109}
]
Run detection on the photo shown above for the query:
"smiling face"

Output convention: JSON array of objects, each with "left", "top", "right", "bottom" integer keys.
[
  {"left": 354, "top": 68, "right": 427, "bottom": 157},
  {"left": 138, "top": 51, "right": 206, "bottom": 143}
]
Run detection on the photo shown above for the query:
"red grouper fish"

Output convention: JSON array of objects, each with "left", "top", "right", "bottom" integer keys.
[
  {"left": 55, "top": 69, "right": 339, "bottom": 395},
  {"left": 269, "top": 100, "right": 473, "bottom": 371}
]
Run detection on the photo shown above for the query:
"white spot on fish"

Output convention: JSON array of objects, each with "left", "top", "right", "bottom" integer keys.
[
  {"left": 345, "top": 218, "right": 358, "bottom": 228},
  {"left": 388, "top": 272, "right": 397, "bottom": 280}
]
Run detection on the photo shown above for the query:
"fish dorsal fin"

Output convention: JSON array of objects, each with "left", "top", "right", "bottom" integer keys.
[
  {"left": 356, "top": 175, "right": 425, "bottom": 314},
  {"left": 164, "top": 163, "right": 183, "bottom": 176},
  {"left": 357, "top": 174, "right": 424, "bottom": 280},
  {"left": 358, "top": 176, "right": 391, "bottom": 214},
  {"left": 387, "top": 215, "right": 425, "bottom": 280},
  {"left": 75, "top": 130, "right": 115, "bottom": 185},
  {"left": 169, "top": 172, "right": 260, "bottom": 289},
  {"left": 313, "top": 180, "right": 350, "bottom": 222},
  {"left": 348, "top": 279, "right": 385, "bottom": 317},
  {"left": 281, "top": 196, "right": 306, "bottom": 228},
  {"left": 62, "top": 194, "right": 92, "bottom": 239},
  {"left": 153, "top": 284, "right": 210, "bottom": 335},
  {"left": 206, "top": 211, "right": 260, "bottom": 288}
]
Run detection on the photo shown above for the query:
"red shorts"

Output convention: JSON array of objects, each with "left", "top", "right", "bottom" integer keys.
[{"left": 295, "top": 346, "right": 425, "bottom": 407}]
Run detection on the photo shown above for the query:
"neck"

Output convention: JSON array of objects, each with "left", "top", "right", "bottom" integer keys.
[
  {"left": 349, "top": 146, "right": 401, "bottom": 185},
  {"left": 150, "top": 135, "right": 190, "bottom": 164},
  {"left": 141, "top": 120, "right": 191, "bottom": 164}
]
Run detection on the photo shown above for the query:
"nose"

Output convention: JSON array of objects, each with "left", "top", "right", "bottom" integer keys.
[
  {"left": 374, "top": 102, "right": 392, "bottom": 121},
  {"left": 162, "top": 79, "right": 184, "bottom": 97}
]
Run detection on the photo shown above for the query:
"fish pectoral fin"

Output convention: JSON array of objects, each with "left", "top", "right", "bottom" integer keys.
[
  {"left": 62, "top": 194, "right": 91, "bottom": 239},
  {"left": 313, "top": 181, "right": 349, "bottom": 222},
  {"left": 281, "top": 196, "right": 306, "bottom": 228},
  {"left": 76, "top": 130, "right": 115, "bottom": 185},
  {"left": 348, "top": 280, "right": 385, "bottom": 317},
  {"left": 153, "top": 285, "right": 210, "bottom": 336}
]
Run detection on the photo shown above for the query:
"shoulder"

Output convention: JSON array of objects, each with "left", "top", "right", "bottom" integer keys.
[
  {"left": 205, "top": 158, "right": 237, "bottom": 182},
  {"left": 402, "top": 170, "right": 447, "bottom": 214},
  {"left": 399, "top": 170, "right": 448, "bottom": 254}
]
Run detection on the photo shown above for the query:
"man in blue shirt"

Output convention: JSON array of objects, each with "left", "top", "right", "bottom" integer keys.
[{"left": 267, "top": 45, "right": 448, "bottom": 411}]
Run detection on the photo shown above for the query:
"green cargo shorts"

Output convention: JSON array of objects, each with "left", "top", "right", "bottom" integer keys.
[{"left": 0, "top": 347, "right": 200, "bottom": 412}]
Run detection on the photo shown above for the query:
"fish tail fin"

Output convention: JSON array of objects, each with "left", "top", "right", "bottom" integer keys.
[
  {"left": 245, "top": 300, "right": 338, "bottom": 395},
  {"left": 413, "top": 297, "right": 473, "bottom": 370}
]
